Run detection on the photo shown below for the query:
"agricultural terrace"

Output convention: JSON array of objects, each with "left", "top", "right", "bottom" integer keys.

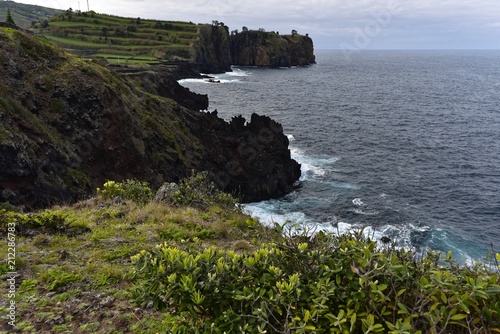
[{"left": 35, "top": 9, "right": 198, "bottom": 64}]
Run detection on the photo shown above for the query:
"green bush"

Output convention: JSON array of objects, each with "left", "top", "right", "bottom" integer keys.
[
  {"left": 0, "top": 209, "right": 90, "bottom": 236},
  {"left": 171, "top": 171, "right": 238, "bottom": 210},
  {"left": 97, "top": 179, "right": 153, "bottom": 204},
  {"left": 131, "top": 225, "right": 500, "bottom": 333}
]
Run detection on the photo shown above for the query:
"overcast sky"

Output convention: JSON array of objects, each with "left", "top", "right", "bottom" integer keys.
[{"left": 13, "top": 0, "right": 500, "bottom": 50}]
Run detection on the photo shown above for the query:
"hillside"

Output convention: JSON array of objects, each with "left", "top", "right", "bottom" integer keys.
[
  {"left": 0, "top": 26, "right": 301, "bottom": 209},
  {"left": 0, "top": 1, "right": 61, "bottom": 30},
  {"left": 33, "top": 9, "right": 198, "bottom": 65}
]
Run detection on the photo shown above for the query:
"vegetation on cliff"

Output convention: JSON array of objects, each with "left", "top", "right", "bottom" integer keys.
[{"left": 1, "top": 177, "right": 499, "bottom": 333}]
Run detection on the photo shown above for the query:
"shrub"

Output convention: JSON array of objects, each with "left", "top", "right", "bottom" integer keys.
[
  {"left": 171, "top": 171, "right": 238, "bottom": 210},
  {"left": 0, "top": 209, "right": 89, "bottom": 236},
  {"left": 131, "top": 224, "right": 500, "bottom": 333},
  {"left": 97, "top": 179, "right": 153, "bottom": 204}
]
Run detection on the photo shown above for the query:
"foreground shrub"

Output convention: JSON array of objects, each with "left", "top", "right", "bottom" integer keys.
[
  {"left": 132, "top": 225, "right": 500, "bottom": 333},
  {"left": 97, "top": 179, "right": 153, "bottom": 204}
]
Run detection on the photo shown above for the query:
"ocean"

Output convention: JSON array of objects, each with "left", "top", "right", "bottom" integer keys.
[{"left": 179, "top": 50, "right": 500, "bottom": 264}]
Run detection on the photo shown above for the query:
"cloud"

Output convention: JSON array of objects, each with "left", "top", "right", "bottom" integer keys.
[{"left": 14, "top": 0, "right": 500, "bottom": 49}]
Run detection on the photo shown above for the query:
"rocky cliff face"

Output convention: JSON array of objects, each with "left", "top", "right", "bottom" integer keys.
[
  {"left": 192, "top": 26, "right": 315, "bottom": 70},
  {"left": 0, "top": 27, "right": 300, "bottom": 209},
  {"left": 195, "top": 112, "right": 301, "bottom": 202},
  {"left": 192, "top": 25, "right": 232, "bottom": 73}
]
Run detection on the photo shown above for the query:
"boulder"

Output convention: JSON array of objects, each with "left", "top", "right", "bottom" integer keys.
[{"left": 153, "top": 183, "right": 179, "bottom": 203}]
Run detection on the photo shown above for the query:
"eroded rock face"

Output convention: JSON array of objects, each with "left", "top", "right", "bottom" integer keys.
[{"left": 195, "top": 112, "right": 301, "bottom": 202}]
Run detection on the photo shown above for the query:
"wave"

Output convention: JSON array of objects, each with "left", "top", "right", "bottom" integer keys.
[{"left": 290, "top": 146, "right": 339, "bottom": 181}]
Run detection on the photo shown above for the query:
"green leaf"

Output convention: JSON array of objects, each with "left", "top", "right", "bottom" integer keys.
[
  {"left": 350, "top": 313, "right": 357, "bottom": 333},
  {"left": 450, "top": 314, "right": 467, "bottom": 321},
  {"left": 397, "top": 303, "right": 409, "bottom": 315},
  {"left": 304, "top": 309, "right": 311, "bottom": 323},
  {"left": 396, "top": 288, "right": 406, "bottom": 297}
]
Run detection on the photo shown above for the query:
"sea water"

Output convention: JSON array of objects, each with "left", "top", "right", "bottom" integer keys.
[{"left": 179, "top": 50, "right": 500, "bottom": 264}]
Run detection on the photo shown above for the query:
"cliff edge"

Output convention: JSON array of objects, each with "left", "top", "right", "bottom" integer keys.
[
  {"left": 230, "top": 30, "right": 316, "bottom": 67},
  {"left": 192, "top": 25, "right": 315, "bottom": 70}
]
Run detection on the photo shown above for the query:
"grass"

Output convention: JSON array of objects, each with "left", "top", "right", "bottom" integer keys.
[{"left": 0, "top": 198, "right": 268, "bottom": 333}]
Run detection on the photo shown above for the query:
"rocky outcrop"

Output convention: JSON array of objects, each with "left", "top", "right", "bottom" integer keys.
[
  {"left": 192, "top": 24, "right": 232, "bottom": 73},
  {"left": 230, "top": 31, "right": 315, "bottom": 67},
  {"left": 0, "top": 27, "right": 300, "bottom": 209},
  {"left": 195, "top": 112, "right": 301, "bottom": 202}
]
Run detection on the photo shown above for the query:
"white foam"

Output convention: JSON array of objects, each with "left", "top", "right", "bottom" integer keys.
[
  {"left": 352, "top": 198, "right": 364, "bottom": 206},
  {"left": 178, "top": 78, "right": 206, "bottom": 84},
  {"left": 328, "top": 181, "right": 360, "bottom": 190},
  {"left": 351, "top": 208, "right": 379, "bottom": 216},
  {"left": 286, "top": 134, "right": 295, "bottom": 142},
  {"left": 290, "top": 146, "right": 340, "bottom": 181},
  {"left": 244, "top": 202, "right": 306, "bottom": 228},
  {"left": 226, "top": 68, "right": 251, "bottom": 76}
]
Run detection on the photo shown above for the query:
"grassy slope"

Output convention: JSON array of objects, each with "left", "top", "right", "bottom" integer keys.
[
  {"left": 0, "top": 2, "right": 61, "bottom": 30},
  {"left": 34, "top": 10, "right": 198, "bottom": 64},
  {"left": 0, "top": 198, "right": 264, "bottom": 333}
]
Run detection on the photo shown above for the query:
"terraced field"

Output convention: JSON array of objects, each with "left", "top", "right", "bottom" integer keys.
[{"left": 35, "top": 10, "right": 198, "bottom": 64}]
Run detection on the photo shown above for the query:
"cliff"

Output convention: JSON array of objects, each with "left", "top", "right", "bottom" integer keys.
[
  {"left": 192, "top": 24, "right": 232, "bottom": 73},
  {"left": 0, "top": 27, "right": 300, "bottom": 209},
  {"left": 229, "top": 30, "right": 316, "bottom": 67},
  {"left": 192, "top": 25, "right": 315, "bottom": 70}
]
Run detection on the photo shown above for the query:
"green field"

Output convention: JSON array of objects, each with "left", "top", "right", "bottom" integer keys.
[{"left": 33, "top": 9, "right": 199, "bottom": 64}]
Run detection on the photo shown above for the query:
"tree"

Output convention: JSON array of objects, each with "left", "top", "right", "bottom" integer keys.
[
  {"left": 6, "top": 8, "right": 15, "bottom": 25},
  {"left": 291, "top": 29, "right": 298, "bottom": 36},
  {"left": 242, "top": 26, "right": 248, "bottom": 32},
  {"left": 66, "top": 8, "right": 73, "bottom": 21}
]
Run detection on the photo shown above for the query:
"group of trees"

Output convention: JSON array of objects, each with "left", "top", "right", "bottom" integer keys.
[{"left": 229, "top": 25, "right": 303, "bottom": 37}]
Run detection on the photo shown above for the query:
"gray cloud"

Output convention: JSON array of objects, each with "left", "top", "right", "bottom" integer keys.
[{"left": 17, "top": 0, "right": 500, "bottom": 49}]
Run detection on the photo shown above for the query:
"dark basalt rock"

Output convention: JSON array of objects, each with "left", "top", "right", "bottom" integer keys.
[{"left": 195, "top": 112, "right": 301, "bottom": 202}]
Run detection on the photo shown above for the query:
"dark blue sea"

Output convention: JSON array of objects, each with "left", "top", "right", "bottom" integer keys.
[{"left": 180, "top": 50, "right": 500, "bottom": 264}]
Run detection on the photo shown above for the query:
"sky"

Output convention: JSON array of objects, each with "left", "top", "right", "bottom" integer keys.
[{"left": 12, "top": 0, "right": 500, "bottom": 50}]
